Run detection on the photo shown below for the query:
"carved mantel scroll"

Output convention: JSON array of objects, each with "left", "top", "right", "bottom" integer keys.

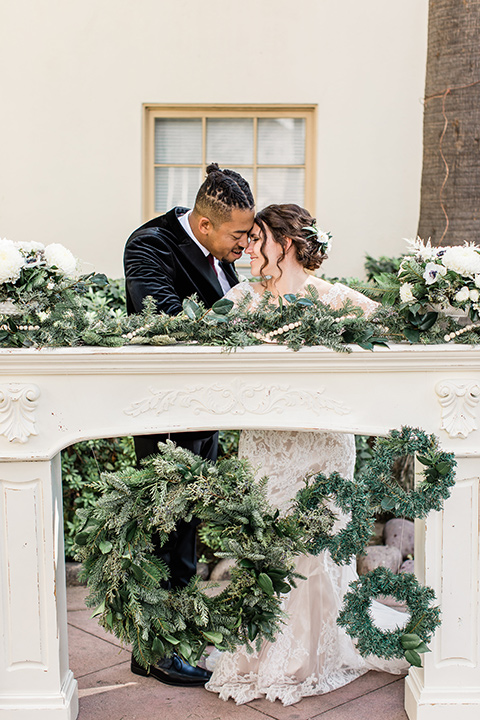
[
  {"left": 124, "top": 381, "right": 351, "bottom": 418},
  {"left": 435, "top": 380, "right": 480, "bottom": 438},
  {"left": 0, "top": 383, "right": 40, "bottom": 443}
]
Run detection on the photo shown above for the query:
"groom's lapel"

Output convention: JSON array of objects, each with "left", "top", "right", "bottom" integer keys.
[{"left": 166, "top": 218, "right": 223, "bottom": 304}]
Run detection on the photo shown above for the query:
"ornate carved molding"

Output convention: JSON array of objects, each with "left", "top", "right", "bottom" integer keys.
[
  {"left": 125, "top": 382, "right": 351, "bottom": 418},
  {"left": 0, "top": 384, "right": 40, "bottom": 443},
  {"left": 435, "top": 381, "right": 480, "bottom": 438}
]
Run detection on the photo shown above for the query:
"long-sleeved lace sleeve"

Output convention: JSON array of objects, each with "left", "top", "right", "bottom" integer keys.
[
  {"left": 321, "top": 283, "right": 378, "bottom": 318},
  {"left": 223, "top": 281, "right": 262, "bottom": 309}
]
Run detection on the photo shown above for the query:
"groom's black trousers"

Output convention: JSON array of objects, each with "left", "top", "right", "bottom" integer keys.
[{"left": 133, "top": 431, "right": 218, "bottom": 589}]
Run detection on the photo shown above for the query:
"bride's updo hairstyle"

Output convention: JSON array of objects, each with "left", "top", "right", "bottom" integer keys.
[
  {"left": 194, "top": 163, "right": 254, "bottom": 226},
  {"left": 254, "top": 204, "right": 328, "bottom": 279}
]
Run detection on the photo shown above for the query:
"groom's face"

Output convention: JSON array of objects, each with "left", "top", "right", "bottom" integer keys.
[{"left": 200, "top": 208, "right": 255, "bottom": 263}]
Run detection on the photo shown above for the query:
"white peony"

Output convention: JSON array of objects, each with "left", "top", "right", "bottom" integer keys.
[
  {"left": 441, "top": 244, "right": 480, "bottom": 276},
  {"left": 0, "top": 238, "right": 25, "bottom": 284},
  {"left": 44, "top": 243, "right": 77, "bottom": 276},
  {"left": 470, "top": 288, "right": 479, "bottom": 302},
  {"left": 423, "top": 262, "right": 447, "bottom": 285},
  {"left": 455, "top": 286, "right": 470, "bottom": 303},
  {"left": 399, "top": 282, "right": 416, "bottom": 303}
]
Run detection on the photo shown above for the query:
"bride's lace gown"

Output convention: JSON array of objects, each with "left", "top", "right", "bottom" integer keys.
[{"left": 205, "top": 282, "right": 408, "bottom": 706}]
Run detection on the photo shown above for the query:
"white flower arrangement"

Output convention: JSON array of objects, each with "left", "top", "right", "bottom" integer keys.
[
  {"left": 0, "top": 236, "right": 88, "bottom": 338},
  {"left": 398, "top": 238, "right": 480, "bottom": 321}
]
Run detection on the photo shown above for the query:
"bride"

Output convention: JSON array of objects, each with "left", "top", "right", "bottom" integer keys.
[{"left": 205, "top": 204, "right": 407, "bottom": 706}]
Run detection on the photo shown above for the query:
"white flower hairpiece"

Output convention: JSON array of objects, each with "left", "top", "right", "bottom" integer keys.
[{"left": 302, "top": 224, "right": 332, "bottom": 253}]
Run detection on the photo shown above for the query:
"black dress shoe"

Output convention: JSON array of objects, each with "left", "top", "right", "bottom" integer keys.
[{"left": 131, "top": 654, "right": 212, "bottom": 687}]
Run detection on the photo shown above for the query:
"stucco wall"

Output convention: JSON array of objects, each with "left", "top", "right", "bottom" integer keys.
[{"left": 0, "top": 0, "right": 428, "bottom": 280}]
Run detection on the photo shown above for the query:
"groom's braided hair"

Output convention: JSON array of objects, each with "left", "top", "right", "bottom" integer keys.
[{"left": 194, "top": 163, "right": 254, "bottom": 225}]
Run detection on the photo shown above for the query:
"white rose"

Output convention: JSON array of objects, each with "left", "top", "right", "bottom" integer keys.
[
  {"left": 44, "top": 243, "right": 77, "bottom": 276},
  {"left": 0, "top": 238, "right": 25, "bottom": 284},
  {"left": 399, "top": 283, "right": 415, "bottom": 303},
  {"left": 469, "top": 288, "right": 479, "bottom": 302},
  {"left": 423, "top": 262, "right": 447, "bottom": 285},
  {"left": 454, "top": 286, "right": 470, "bottom": 303},
  {"left": 441, "top": 245, "right": 480, "bottom": 276}
]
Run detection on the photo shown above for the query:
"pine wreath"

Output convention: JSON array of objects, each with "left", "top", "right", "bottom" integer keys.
[
  {"left": 294, "top": 471, "right": 375, "bottom": 565},
  {"left": 362, "top": 426, "right": 456, "bottom": 518},
  {"left": 337, "top": 566, "right": 441, "bottom": 666},
  {"left": 73, "top": 441, "right": 334, "bottom": 670}
]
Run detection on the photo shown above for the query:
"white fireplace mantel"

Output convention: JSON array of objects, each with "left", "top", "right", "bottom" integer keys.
[{"left": 1, "top": 344, "right": 480, "bottom": 719}]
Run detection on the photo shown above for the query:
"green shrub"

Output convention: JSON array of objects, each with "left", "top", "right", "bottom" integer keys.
[{"left": 62, "top": 437, "right": 135, "bottom": 558}]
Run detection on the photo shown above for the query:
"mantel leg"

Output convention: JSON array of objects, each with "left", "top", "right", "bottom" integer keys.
[
  {"left": 0, "top": 457, "right": 78, "bottom": 719},
  {"left": 405, "top": 455, "right": 480, "bottom": 719}
]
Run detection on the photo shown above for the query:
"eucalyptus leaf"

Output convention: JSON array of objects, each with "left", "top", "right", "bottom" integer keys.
[
  {"left": 400, "top": 633, "right": 422, "bottom": 649},
  {"left": 257, "top": 572, "right": 274, "bottom": 596},
  {"left": 405, "top": 649, "right": 422, "bottom": 667},
  {"left": 211, "top": 298, "right": 234, "bottom": 315},
  {"left": 202, "top": 631, "right": 224, "bottom": 644}
]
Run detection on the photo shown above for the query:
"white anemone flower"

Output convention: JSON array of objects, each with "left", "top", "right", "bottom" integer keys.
[
  {"left": 399, "top": 282, "right": 416, "bottom": 303},
  {"left": 455, "top": 286, "right": 470, "bottom": 303},
  {"left": 0, "top": 238, "right": 25, "bottom": 284},
  {"left": 441, "top": 244, "right": 480, "bottom": 276},
  {"left": 44, "top": 243, "right": 77, "bottom": 276},
  {"left": 423, "top": 262, "right": 447, "bottom": 285}
]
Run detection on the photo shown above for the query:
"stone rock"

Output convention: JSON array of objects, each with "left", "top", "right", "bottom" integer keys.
[
  {"left": 357, "top": 545, "right": 402, "bottom": 576},
  {"left": 368, "top": 521, "right": 386, "bottom": 546},
  {"left": 66, "top": 561, "right": 86, "bottom": 587},
  {"left": 384, "top": 518, "right": 415, "bottom": 559},
  {"left": 209, "top": 558, "right": 236, "bottom": 582},
  {"left": 375, "top": 594, "right": 408, "bottom": 612},
  {"left": 196, "top": 562, "right": 210, "bottom": 580},
  {"left": 400, "top": 559, "right": 415, "bottom": 574}
]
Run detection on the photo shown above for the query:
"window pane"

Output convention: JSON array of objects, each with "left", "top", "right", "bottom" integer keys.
[
  {"left": 256, "top": 168, "right": 305, "bottom": 208},
  {"left": 154, "top": 119, "right": 202, "bottom": 164},
  {"left": 154, "top": 167, "right": 202, "bottom": 213},
  {"left": 206, "top": 118, "right": 254, "bottom": 164},
  {"left": 257, "top": 118, "right": 305, "bottom": 165}
]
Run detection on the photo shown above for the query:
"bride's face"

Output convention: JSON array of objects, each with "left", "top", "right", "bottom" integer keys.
[{"left": 246, "top": 223, "right": 284, "bottom": 278}]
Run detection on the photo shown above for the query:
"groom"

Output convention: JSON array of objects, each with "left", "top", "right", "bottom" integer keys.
[{"left": 123, "top": 163, "right": 255, "bottom": 686}]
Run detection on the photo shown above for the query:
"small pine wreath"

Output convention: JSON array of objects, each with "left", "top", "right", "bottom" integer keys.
[
  {"left": 362, "top": 427, "right": 456, "bottom": 518},
  {"left": 337, "top": 566, "right": 441, "bottom": 666},
  {"left": 294, "top": 471, "right": 375, "bottom": 565}
]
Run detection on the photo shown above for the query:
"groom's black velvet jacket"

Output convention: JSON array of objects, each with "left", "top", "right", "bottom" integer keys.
[{"left": 124, "top": 207, "right": 239, "bottom": 316}]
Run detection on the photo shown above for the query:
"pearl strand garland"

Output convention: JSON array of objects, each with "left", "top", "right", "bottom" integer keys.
[
  {"left": 0, "top": 324, "right": 40, "bottom": 332},
  {"left": 251, "top": 320, "right": 302, "bottom": 343},
  {"left": 444, "top": 322, "right": 480, "bottom": 342}
]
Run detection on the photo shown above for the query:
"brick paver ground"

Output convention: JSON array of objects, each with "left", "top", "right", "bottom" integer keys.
[{"left": 68, "top": 585, "right": 408, "bottom": 720}]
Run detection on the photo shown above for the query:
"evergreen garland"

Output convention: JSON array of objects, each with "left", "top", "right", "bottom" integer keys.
[{"left": 337, "top": 566, "right": 441, "bottom": 666}]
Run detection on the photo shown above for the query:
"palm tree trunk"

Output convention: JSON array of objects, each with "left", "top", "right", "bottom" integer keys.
[{"left": 417, "top": 0, "right": 480, "bottom": 245}]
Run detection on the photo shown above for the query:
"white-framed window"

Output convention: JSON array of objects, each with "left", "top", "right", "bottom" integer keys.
[{"left": 143, "top": 105, "right": 317, "bottom": 220}]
